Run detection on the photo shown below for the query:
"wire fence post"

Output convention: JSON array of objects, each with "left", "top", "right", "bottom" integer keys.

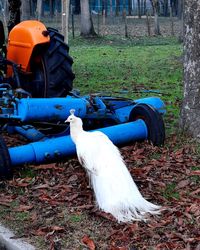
[
  {"left": 123, "top": 0, "right": 128, "bottom": 38},
  {"left": 146, "top": 11, "right": 151, "bottom": 36},
  {"left": 97, "top": 0, "right": 100, "bottom": 35}
]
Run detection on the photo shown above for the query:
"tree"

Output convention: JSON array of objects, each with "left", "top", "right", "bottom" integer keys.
[
  {"left": 21, "top": 0, "right": 31, "bottom": 20},
  {"left": 151, "top": 0, "right": 161, "bottom": 35},
  {"left": 163, "top": 0, "right": 169, "bottom": 16},
  {"left": 180, "top": 0, "right": 200, "bottom": 139},
  {"left": 36, "top": 0, "right": 43, "bottom": 20},
  {"left": 116, "top": 0, "right": 120, "bottom": 16},
  {"left": 29, "top": 0, "right": 38, "bottom": 17},
  {"left": 62, "top": 0, "right": 70, "bottom": 43},
  {"left": 74, "top": 0, "right": 80, "bottom": 14},
  {"left": 137, "top": 0, "right": 141, "bottom": 18},
  {"left": 102, "top": 0, "right": 108, "bottom": 16},
  {"left": 50, "top": 0, "right": 54, "bottom": 17},
  {"left": 7, "top": 0, "right": 21, "bottom": 32},
  {"left": 110, "top": 0, "right": 113, "bottom": 16},
  {"left": 177, "top": 0, "right": 183, "bottom": 19},
  {"left": 128, "top": 0, "right": 132, "bottom": 15},
  {"left": 80, "top": 0, "right": 96, "bottom": 37}
]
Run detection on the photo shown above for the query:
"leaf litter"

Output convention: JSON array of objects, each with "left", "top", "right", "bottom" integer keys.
[{"left": 0, "top": 134, "right": 200, "bottom": 250}]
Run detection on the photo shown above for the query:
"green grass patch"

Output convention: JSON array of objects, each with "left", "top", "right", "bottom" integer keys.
[
  {"left": 70, "top": 36, "right": 183, "bottom": 134},
  {"left": 69, "top": 214, "right": 83, "bottom": 223},
  {"left": 163, "top": 182, "right": 180, "bottom": 200},
  {"left": 16, "top": 166, "right": 37, "bottom": 179}
]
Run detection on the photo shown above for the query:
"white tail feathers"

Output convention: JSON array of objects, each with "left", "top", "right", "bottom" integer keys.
[{"left": 108, "top": 199, "right": 161, "bottom": 223}]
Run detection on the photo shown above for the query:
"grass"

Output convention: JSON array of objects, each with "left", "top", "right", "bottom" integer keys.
[
  {"left": 70, "top": 35, "right": 183, "bottom": 133},
  {"left": 163, "top": 182, "right": 180, "bottom": 200}
]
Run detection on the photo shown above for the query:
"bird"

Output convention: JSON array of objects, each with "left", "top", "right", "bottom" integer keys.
[{"left": 65, "top": 109, "right": 161, "bottom": 223}]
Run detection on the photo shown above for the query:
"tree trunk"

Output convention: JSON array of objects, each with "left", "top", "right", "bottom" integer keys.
[
  {"left": 144, "top": 0, "right": 146, "bottom": 14},
  {"left": 62, "top": 0, "right": 70, "bottom": 43},
  {"left": 177, "top": 0, "right": 183, "bottom": 19},
  {"left": 0, "top": 0, "right": 8, "bottom": 34},
  {"left": 102, "top": 0, "right": 108, "bottom": 16},
  {"left": 174, "top": 0, "right": 178, "bottom": 15},
  {"left": 110, "top": 0, "right": 113, "bottom": 16},
  {"left": 123, "top": 0, "right": 128, "bottom": 37},
  {"left": 116, "top": 0, "right": 120, "bottom": 16},
  {"left": 21, "top": 0, "right": 31, "bottom": 20},
  {"left": 80, "top": 0, "right": 96, "bottom": 37},
  {"left": 30, "top": 0, "right": 34, "bottom": 17},
  {"left": 128, "top": 0, "right": 132, "bottom": 15},
  {"left": 74, "top": 0, "right": 80, "bottom": 14},
  {"left": 50, "top": 0, "right": 54, "bottom": 17},
  {"left": 163, "top": 0, "right": 168, "bottom": 16},
  {"left": 170, "top": 6, "right": 174, "bottom": 35},
  {"left": 146, "top": 11, "right": 151, "bottom": 36},
  {"left": 180, "top": 0, "right": 200, "bottom": 139},
  {"left": 152, "top": 0, "right": 161, "bottom": 35},
  {"left": 7, "top": 0, "right": 21, "bottom": 32},
  {"left": 141, "top": 0, "right": 144, "bottom": 15},
  {"left": 137, "top": 0, "right": 141, "bottom": 18},
  {"left": 36, "top": 0, "right": 42, "bottom": 20}
]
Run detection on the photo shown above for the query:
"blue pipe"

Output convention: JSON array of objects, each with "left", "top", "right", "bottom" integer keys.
[
  {"left": 15, "top": 96, "right": 165, "bottom": 123},
  {"left": 17, "top": 96, "right": 88, "bottom": 122},
  {"left": 9, "top": 119, "right": 148, "bottom": 166}
]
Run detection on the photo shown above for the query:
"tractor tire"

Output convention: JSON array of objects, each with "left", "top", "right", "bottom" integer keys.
[
  {"left": 43, "top": 27, "right": 75, "bottom": 97},
  {"left": 28, "top": 27, "right": 75, "bottom": 98},
  {"left": 0, "top": 136, "right": 12, "bottom": 179},
  {"left": 129, "top": 104, "right": 165, "bottom": 146}
]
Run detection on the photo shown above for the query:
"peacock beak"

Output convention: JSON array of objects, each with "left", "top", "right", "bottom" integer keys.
[{"left": 65, "top": 117, "right": 70, "bottom": 123}]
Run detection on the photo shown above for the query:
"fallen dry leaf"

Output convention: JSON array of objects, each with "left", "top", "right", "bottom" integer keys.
[
  {"left": 13, "top": 205, "right": 33, "bottom": 212},
  {"left": 190, "top": 170, "right": 200, "bottom": 176},
  {"left": 82, "top": 235, "right": 96, "bottom": 250}
]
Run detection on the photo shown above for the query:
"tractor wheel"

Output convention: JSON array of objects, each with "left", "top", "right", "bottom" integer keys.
[
  {"left": 28, "top": 27, "right": 75, "bottom": 98},
  {"left": 0, "top": 136, "right": 12, "bottom": 179},
  {"left": 129, "top": 104, "right": 165, "bottom": 146}
]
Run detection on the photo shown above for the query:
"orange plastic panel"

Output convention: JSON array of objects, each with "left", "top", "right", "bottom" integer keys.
[{"left": 7, "top": 20, "right": 50, "bottom": 75}]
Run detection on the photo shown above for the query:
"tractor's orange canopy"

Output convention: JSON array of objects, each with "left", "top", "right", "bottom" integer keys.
[{"left": 7, "top": 20, "right": 50, "bottom": 74}]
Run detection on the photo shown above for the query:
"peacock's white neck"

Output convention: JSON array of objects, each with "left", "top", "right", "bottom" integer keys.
[{"left": 69, "top": 122, "right": 84, "bottom": 144}]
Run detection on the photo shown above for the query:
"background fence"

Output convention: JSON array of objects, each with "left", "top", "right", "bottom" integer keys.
[{"left": 0, "top": 0, "right": 183, "bottom": 40}]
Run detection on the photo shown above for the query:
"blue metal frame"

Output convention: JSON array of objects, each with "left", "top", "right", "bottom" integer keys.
[
  {"left": 9, "top": 119, "right": 148, "bottom": 166},
  {"left": 0, "top": 85, "right": 166, "bottom": 168}
]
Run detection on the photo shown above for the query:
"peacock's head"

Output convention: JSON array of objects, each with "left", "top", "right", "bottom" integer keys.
[{"left": 65, "top": 109, "right": 83, "bottom": 127}]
